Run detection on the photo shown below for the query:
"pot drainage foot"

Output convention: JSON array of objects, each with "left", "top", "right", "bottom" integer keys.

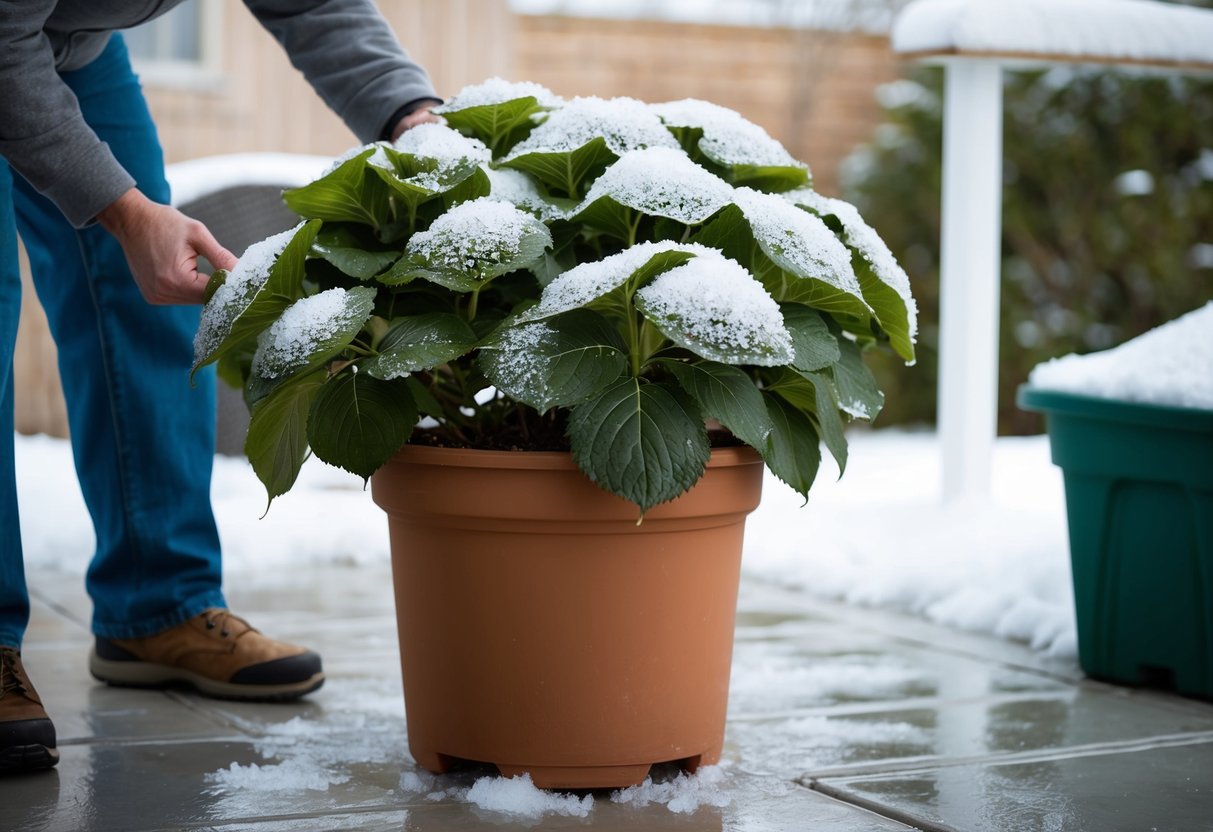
[{"left": 497, "top": 762, "right": 653, "bottom": 790}]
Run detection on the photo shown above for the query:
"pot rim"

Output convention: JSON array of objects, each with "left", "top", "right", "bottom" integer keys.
[
  {"left": 389, "top": 442, "right": 762, "bottom": 471},
  {"left": 1017, "top": 384, "right": 1213, "bottom": 433}
]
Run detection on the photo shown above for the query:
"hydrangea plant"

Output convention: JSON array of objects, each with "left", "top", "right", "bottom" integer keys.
[{"left": 194, "top": 78, "right": 917, "bottom": 514}]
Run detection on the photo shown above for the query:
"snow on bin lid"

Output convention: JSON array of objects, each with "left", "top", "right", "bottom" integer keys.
[
  {"left": 1027, "top": 302, "right": 1213, "bottom": 411},
  {"left": 167, "top": 153, "right": 333, "bottom": 208},
  {"left": 892, "top": 0, "right": 1213, "bottom": 71}
]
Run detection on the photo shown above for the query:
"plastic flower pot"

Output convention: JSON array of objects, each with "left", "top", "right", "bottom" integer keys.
[
  {"left": 1018, "top": 386, "right": 1213, "bottom": 699},
  {"left": 370, "top": 444, "right": 764, "bottom": 789}
]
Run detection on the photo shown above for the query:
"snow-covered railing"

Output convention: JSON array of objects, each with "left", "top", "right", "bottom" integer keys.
[{"left": 890, "top": 0, "right": 1213, "bottom": 502}]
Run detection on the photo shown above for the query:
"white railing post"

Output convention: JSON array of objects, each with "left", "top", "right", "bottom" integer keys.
[{"left": 937, "top": 58, "right": 1004, "bottom": 502}]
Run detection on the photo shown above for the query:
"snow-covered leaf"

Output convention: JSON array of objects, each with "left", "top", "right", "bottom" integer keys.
[
  {"left": 436, "top": 78, "right": 561, "bottom": 157},
  {"left": 284, "top": 149, "right": 391, "bottom": 228},
  {"left": 635, "top": 255, "right": 794, "bottom": 366},
  {"left": 363, "top": 313, "right": 478, "bottom": 380},
  {"left": 250, "top": 286, "right": 377, "bottom": 380}
]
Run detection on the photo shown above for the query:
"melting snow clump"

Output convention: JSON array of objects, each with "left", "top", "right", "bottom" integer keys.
[
  {"left": 206, "top": 757, "right": 351, "bottom": 793},
  {"left": 1028, "top": 301, "right": 1213, "bottom": 409},
  {"left": 611, "top": 765, "right": 731, "bottom": 814},
  {"left": 438, "top": 76, "right": 563, "bottom": 111},
  {"left": 636, "top": 255, "right": 794, "bottom": 366},
  {"left": 579, "top": 147, "right": 734, "bottom": 225},
  {"left": 652, "top": 98, "right": 805, "bottom": 170},
  {"left": 507, "top": 96, "right": 680, "bottom": 159}
]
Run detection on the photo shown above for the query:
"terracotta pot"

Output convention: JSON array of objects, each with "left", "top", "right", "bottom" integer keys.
[{"left": 371, "top": 444, "right": 764, "bottom": 789}]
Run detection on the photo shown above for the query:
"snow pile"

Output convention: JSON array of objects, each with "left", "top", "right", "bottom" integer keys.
[
  {"left": 251, "top": 288, "right": 369, "bottom": 379},
  {"left": 437, "top": 76, "right": 562, "bottom": 111},
  {"left": 787, "top": 189, "right": 918, "bottom": 339},
  {"left": 892, "top": 0, "right": 1213, "bottom": 68},
  {"left": 405, "top": 197, "right": 543, "bottom": 278},
  {"left": 732, "top": 187, "right": 861, "bottom": 298},
  {"left": 206, "top": 757, "right": 351, "bottom": 793},
  {"left": 611, "top": 766, "right": 731, "bottom": 814},
  {"left": 506, "top": 96, "right": 680, "bottom": 159},
  {"left": 1028, "top": 301, "right": 1213, "bottom": 410},
  {"left": 636, "top": 255, "right": 795, "bottom": 366},
  {"left": 651, "top": 98, "right": 804, "bottom": 170},
  {"left": 194, "top": 225, "right": 301, "bottom": 366},
  {"left": 398, "top": 770, "right": 591, "bottom": 818},
  {"left": 578, "top": 147, "right": 734, "bottom": 225}
]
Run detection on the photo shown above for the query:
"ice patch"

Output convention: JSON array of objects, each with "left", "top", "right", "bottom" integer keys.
[
  {"left": 579, "top": 146, "right": 734, "bottom": 225},
  {"left": 506, "top": 96, "right": 680, "bottom": 159},
  {"left": 651, "top": 98, "right": 804, "bottom": 170},
  {"left": 1028, "top": 301, "right": 1213, "bottom": 410},
  {"left": 437, "top": 76, "right": 563, "bottom": 111}
]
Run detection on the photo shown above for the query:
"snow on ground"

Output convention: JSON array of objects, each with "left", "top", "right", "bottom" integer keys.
[{"left": 13, "top": 427, "right": 1075, "bottom": 656}]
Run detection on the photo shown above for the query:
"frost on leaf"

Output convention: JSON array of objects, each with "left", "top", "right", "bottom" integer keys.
[
  {"left": 404, "top": 197, "right": 551, "bottom": 284},
  {"left": 652, "top": 98, "right": 805, "bottom": 170},
  {"left": 435, "top": 77, "right": 563, "bottom": 112},
  {"left": 732, "top": 187, "right": 864, "bottom": 302},
  {"left": 519, "top": 240, "right": 708, "bottom": 322},
  {"left": 484, "top": 321, "right": 561, "bottom": 409},
  {"left": 484, "top": 166, "right": 571, "bottom": 221},
  {"left": 194, "top": 225, "right": 299, "bottom": 367},
  {"left": 250, "top": 287, "right": 374, "bottom": 379},
  {"left": 577, "top": 147, "right": 734, "bottom": 225},
  {"left": 636, "top": 254, "right": 794, "bottom": 366},
  {"left": 786, "top": 188, "right": 918, "bottom": 343},
  {"left": 505, "top": 96, "right": 680, "bottom": 159}
]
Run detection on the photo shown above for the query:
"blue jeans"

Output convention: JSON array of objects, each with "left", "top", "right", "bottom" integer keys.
[{"left": 0, "top": 36, "right": 227, "bottom": 647}]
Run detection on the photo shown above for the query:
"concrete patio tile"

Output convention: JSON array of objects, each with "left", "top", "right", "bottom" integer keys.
[{"left": 811, "top": 738, "right": 1213, "bottom": 832}]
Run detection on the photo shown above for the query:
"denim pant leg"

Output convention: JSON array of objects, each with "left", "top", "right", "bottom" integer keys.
[
  {"left": 0, "top": 161, "right": 31, "bottom": 648},
  {"left": 11, "top": 35, "right": 227, "bottom": 640}
]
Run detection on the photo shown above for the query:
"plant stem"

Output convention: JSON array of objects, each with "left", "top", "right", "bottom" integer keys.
[{"left": 467, "top": 289, "right": 480, "bottom": 323}]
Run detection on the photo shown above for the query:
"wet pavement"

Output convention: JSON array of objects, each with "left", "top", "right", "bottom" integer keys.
[{"left": 6, "top": 563, "right": 1213, "bottom": 831}]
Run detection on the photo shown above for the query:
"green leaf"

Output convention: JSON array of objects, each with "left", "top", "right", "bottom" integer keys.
[
  {"left": 781, "top": 303, "right": 840, "bottom": 371},
  {"left": 441, "top": 96, "right": 547, "bottom": 158},
  {"left": 710, "top": 160, "right": 810, "bottom": 192},
  {"left": 854, "top": 254, "right": 916, "bottom": 363},
  {"left": 250, "top": 286, "right": 377, "bottom": 380},
  {"left": 306, "top": 371, "right": 417, "bottom": 481},
  {"left": 283, "top": 149, "right": 391, "bottom": 228},
  {"left": 312, "top": 227, "right": 399, "bottom": 280},
  {"left": 215, "top": 335, "right": 256, "bottom": 391},
  {"left": 831, "top": 336, "right": 885, "bottom": 421},
  {"left": 797, "top": 370, "right": 848, "bottom": 476},
  {"left": 568, "top": 378, "right": 710, "bottom": 514},
  {"left": 193, "top": 220, "right": 322, "bottom": 377},
  {"left": 244, "top": 370, "right": 326, "bottom": 503},
  {"left": 658, "top": 359, "right": 772, "bottom": 451},
  {"left": 405, "top": 376, "right": 444, "bottom": 418},
  {"left": 203, "top": 268, "right": 227, "bottom": 304},
  {"left": 363, "top": 313, "right": 478, "bottom": 380},
  {"left": 569, "top": 194, "right": 641, "bottom": 244},
  {"left": 500, "top": 135, "right": 617, "bottom": 200},
  {"left": 441, "top": 165, "right": 492, "bottom": 209},
  {"left": 480, "top": 310, "right": 628, "bottom": 412},
  {"left": 760, "top": 393, "right": 821, "bottom": 501}
]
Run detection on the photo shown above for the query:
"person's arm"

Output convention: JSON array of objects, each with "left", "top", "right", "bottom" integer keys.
[
  {"left": 243, "top": 0, "right": 441, "bottom": 143},
  {"left": 0, "top": 2, "right": 135, "bottom": 229}
]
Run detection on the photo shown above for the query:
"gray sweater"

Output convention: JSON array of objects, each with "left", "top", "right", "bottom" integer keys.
[{"left": 0, "top": 0, "right": 439, "bottom": 227}]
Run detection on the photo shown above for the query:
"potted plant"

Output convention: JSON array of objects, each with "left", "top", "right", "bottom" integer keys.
[{"left": 193, "top": 78, "right": 917, "bottom": 788}]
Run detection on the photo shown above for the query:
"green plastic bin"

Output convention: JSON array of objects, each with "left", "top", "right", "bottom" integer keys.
[{"left": 1018, "top": 386, "right": 1213, "bottom": 700}]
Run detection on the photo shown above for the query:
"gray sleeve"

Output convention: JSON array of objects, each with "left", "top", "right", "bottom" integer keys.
[
  {"left": 0, "top": 2, "right": 136, "bottom": 228},
  {"left": 243, "top": 0, "right": 440, "bottom": 143}
]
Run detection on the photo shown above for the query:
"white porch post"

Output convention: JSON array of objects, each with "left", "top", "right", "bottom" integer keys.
[{"left": 937, "top": 59, "right": 1004, "bottom": 502}]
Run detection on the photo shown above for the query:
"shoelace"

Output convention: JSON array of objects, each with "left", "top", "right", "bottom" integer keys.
[
  {"left": 202, "top": 610, "right": 234, "bottom": 639},
  {"left": 0, "top": 649, "right": 28, "bottom": 699}
]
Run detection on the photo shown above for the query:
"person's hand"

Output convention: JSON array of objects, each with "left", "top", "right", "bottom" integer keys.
[
  {"left": 97, "top": 188, "right": 237, "bottom": 305},
  {"left": 390, "top": 100, "right": 442, "bottom": 142}
]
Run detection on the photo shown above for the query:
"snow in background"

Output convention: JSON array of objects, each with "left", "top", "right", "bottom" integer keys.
[
  {"left": 508, "top": 0, "right": 897, "bottom": 33},
  {"left": 891, "top": 0, "right": 1213, "bottom": 67},
  {"left": 14, "top": 428, "right": 1075, "bottom": 657},
  {"left": 1028, "top": 301, "right": 1213, "bottom": 411},
  {"left": 166, "top": 153, "right": 331, "bottom": 208}
]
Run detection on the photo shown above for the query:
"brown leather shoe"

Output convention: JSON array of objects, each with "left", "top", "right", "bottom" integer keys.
[
  {"left": 0, "top": 647, "right": 59, "bottom": 774},
  {"left": 89, "top": 610, "right": 324, "bottom": 702}
]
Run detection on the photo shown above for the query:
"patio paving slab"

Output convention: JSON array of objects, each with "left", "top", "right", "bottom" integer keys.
[{"left": 8, "top": 564, "right": 1213, "bottom": 830}]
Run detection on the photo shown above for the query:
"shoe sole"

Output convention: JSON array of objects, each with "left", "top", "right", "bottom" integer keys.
[
  {"left": 88, "top": 652, "right": 324, "bottom": 702},
  {"left": 0, "top": 743, "right": 59, "bottom": 774}
]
